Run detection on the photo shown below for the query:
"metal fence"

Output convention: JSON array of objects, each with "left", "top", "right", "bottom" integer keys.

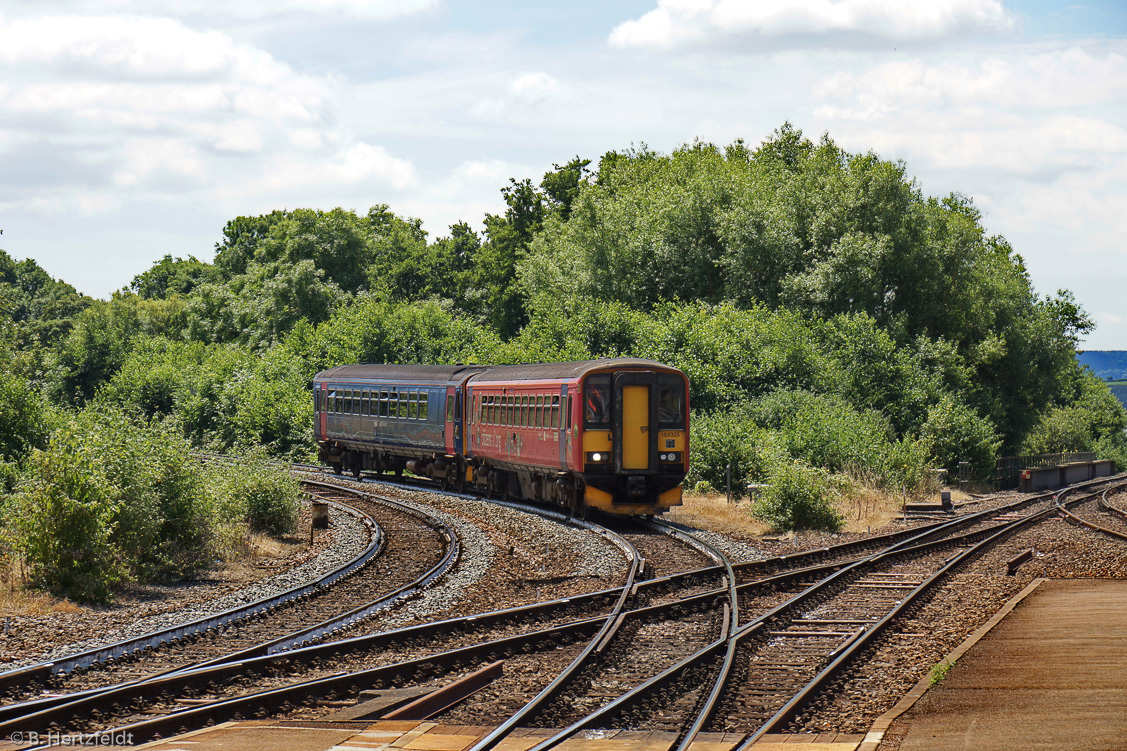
[{"left": 994, "top": 452, "right": 1097, "bottom": 489}]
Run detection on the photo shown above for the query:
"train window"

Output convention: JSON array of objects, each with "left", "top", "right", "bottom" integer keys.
[
  {"left": 658, "top": 375, "right": 685, "bottom": 428},
  {"left": 327, "top": 390, "right": 336, "bottom": 413},
  {"left": 420, "top": 393, "right": 429, "bottom": 421},
  {"left": 550, "top": 395, "right": 559, "bottom": 428},
  {"left": 409, "top": 391, "right": 418, "bottom": 420},
  {"left": 518, "top": 396, "right": 526, "bottom": 427},
  {"left": 508, "top": 396, "right": 515, "bottom": 426},
  {"left": 342, "top": 390, "right": 351, "bottom": 414},
  {"left": 490, "top": 396, "right": 498, "bottom": 425},
  {"left": 397, "top": 392, "right": 407, "bottom": 419},
  {"left": 361, "top": 389, "right": 369, "bottom": 416},
  {"left": 389, "top": 390, "right": 397, "bottom": 419},
  {"left": 335, "top": 391, "right": 343, "bottom": 413},
  {"left": 584, "top": 375, "right": 611, "bottom": 430},
  {"left": 446, "top": 394, "right": 454, "bottom": 422},
  {"left": 534, "top": 396, "right": 542, "bottom": 428}
]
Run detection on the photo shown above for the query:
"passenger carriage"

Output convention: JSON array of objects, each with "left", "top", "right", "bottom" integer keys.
[{"left": 313, "top": 358, "right": 688, "bottom": 517}]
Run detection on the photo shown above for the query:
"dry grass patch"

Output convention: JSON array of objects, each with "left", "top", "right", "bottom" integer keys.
[
  {"left": 832, "top": 485, "right": 905, "bottom": 533},
  {"left": 0, "top": 582, "right": 83, "bottom": 617},
  {"left": 665, "top": 492, "right": 771, "bottom": 537}
]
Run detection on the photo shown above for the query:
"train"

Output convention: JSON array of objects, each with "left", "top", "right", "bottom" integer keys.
[{"left": 313, "top": 358, "right": 689, "bottom": 517}]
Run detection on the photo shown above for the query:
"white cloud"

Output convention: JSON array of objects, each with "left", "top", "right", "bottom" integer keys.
[
  {"left": 10, "top": 0, "right": 439, "bottom": 21},
  {"left": 610, "top": 0, "right": 1015, "bottom": 49},
  {"left": 0, "top": 13, "right": 416, "bottom": 214},
  {"left": 814, "top": 46, "right": 1127, "bottom": 116},
  {"left": 510, "top": 72, "right": 560, "bottom": 105},
  {"left": 471, "top": 71, "right": 568, "bottom": 120},
  {"left": 811, "top": 43, "right": 1127, "bottom": 175}
]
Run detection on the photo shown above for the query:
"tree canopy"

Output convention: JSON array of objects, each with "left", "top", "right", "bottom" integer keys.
[{"left": 1, "top": 124, "right": 1123, "bottom": 547}]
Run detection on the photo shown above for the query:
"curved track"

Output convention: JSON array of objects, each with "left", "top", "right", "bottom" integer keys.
[{"left": 6, "top": 473, "right": 1127, "bottom": 750}]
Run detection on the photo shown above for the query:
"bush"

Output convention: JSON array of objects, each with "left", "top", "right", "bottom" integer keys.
[
  {"left": 0, "top": 370, "right": 53, "bottom": 461},
  {"left": 919, "top": 396, "right": 1000, "bottom": 478},
  {"left": 686, "top": 410, "right": 783, "bottom": 499},
  {"left": 6, "top": 431, "right": 126, "bottom": 602},
  {"left": 5, "top": 406, "right": 219, "bottom": 601},
  {"left": 752, "top": 460, "right": 843, "bottom": 532},
  {"left": 207, "top": 454, "right": 300, "bottom": 538},
  {"left": 0, "top": 459, "right": 17, "bottom": 494},
  {"left": 748, "top": 390, "right": 892, "bottom": 475}
]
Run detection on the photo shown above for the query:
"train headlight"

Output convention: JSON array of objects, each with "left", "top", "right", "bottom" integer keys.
[
  {"left": 661, "top": 452, "right": 682, "bottom": 463},
  {"left": 592, "top": 452, "right": 603, "bottom": 462},
  {"left": 586, "top": 452, "right": 608, "bottom": 463}
]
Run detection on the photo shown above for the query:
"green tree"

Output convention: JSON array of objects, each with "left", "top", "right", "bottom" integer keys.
[
  {"left": 131, "top": 255, "right": 216, "bottom": 299},
  {"left": 0, "top": 370, "right": 53, "bottom": 460}
]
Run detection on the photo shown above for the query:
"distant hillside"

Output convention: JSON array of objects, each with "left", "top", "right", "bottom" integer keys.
[
  {"left": 1077, "top": 351, "right": 1127, "bottom": 381},
  {"left": 1108, "top": 382, "right": 1127, "bottom": 407}
]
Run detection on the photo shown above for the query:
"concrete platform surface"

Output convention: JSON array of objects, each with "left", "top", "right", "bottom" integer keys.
[{"left": 896, "top": 578, "right": 1127, "bottom": 751}]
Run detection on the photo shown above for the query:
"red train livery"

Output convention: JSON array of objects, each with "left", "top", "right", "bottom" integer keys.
[{"left": 313, "top": 359, "right": 688, "bottom": 516}]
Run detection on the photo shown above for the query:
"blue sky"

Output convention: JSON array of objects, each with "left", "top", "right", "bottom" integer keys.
[{"left": 1, "top": 1, "right": 1125, "bottom": 347}]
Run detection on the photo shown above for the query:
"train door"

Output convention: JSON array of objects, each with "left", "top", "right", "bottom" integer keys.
[
  {"left": 613, "top": 371, "right": 657, "bottom": 473},
  {"left": 445, "top": 385, "right": 456, "bottom": 455},
  {"left": 558, "top": 384, "right": 569, "bottom": 470},
  {"left": 316, "top": 382, "right": 328, "bottom": 441},
  {"left": 454, "top": 386, "right": 465, "bottom": 455}
]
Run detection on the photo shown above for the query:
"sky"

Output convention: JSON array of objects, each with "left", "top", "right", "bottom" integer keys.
[{"left": 0, "top": 0, "right": 1125, "bottom": 347}]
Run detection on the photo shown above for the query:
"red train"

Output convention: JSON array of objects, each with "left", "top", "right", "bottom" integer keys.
[{"left": 313, "top": 359, "right": 689, "bottom": 516}]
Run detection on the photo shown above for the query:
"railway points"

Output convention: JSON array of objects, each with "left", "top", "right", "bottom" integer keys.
[{"left": 2, "top": 473, "right": 1126, "bottom": 750}]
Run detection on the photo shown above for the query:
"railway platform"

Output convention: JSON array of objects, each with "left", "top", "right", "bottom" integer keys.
[{"left": 877, "top": 578, "right": 1127, "bottom": 750}]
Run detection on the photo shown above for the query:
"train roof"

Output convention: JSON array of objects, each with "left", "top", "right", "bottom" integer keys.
[
  {"left": 314, "top": 364, "right": 485, "bottom": 383},
  {"left": 314, "top": 358, "right": 681, "bottom": 385},
  {"left": 468, "top": 358, "right": 680, "bottom": 382}
]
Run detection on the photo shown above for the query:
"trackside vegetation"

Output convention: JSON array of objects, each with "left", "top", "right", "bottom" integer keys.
[{"left": 1, "top": 125, "right": 1125, "bottom": 599}]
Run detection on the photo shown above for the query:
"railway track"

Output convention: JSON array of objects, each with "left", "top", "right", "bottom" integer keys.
[
  {"left": 476, "top": 474, "right": 1127, "bottom": 751},
  {"left": 0, "top": 479, "right": 458, "bottom": 729},
  {"left": 5, "top": 473, "right": 1127, "bottom": 750}
]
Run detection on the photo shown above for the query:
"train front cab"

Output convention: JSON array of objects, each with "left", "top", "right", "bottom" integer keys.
[{"left": 579, "top": 367, "right": 688, "bottom": 515}]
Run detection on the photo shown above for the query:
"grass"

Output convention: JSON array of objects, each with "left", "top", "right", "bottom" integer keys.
[
  {"left": 667, "top": 478, "right": 967, "bottom": 537},
  {"left": 930, "top": 657, "right": 956, "bottom": 686},
  {"left": 665, "top": 491, "right": 772, "bottom": 536},
  {"left": 0, "top": 569, "right": 84, "bottom": 616}
]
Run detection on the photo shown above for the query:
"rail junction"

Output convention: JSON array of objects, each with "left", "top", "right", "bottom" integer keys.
[{"left": 1, "top": 470, "right": 1126, "bottom": 750}]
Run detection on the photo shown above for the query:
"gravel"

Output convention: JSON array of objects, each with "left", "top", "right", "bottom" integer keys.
[
  {"left": 354, "top": 487, "right": 628, "bottom": 632},
  {"left": 6, "top": 505, "right": 370, "bottom": 670},
  {"left": 668, "top": 526, "right": 770, "bottom": 563},
  {"left": 796, "top": 511, "right": 1127, "bottom": 736}
]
